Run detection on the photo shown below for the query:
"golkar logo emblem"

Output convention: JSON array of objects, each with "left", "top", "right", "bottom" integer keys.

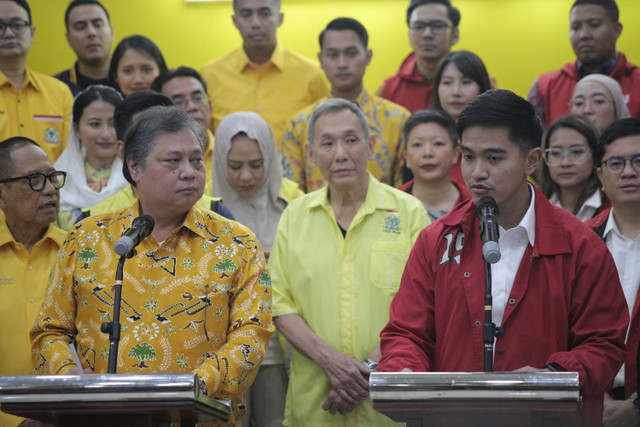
[
  {"left": 43, "top": 126, "right": 60, "bottom": 144},
  {"left": 383, "top": 211, "right": 400, "bottom": 234}
]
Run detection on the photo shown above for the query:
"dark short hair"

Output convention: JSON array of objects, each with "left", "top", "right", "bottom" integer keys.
[
  {"left": 319, "top": 17, "right": 368, "bottom": 49},
  {"left": 406, "top": 0, "right": 460, "bottom": 27},
  {"left": 72, "top": 84, "right": 122, "bottom": 127},
  {"left": 0, "top": 137, "right": 40, "bottom": 180},
  {"left": 404, "top": 109, "right": 459, "bottom": 149},
  {"left": 537, "top": 114, "right": 600, "bottom": 213},
  {"left": 571, "top": 0, "right": 619, "bottom": 23},
  {"left": 432, "top": 50, "right": 492, "bottom": 112},
  {"left": 122, "top": 106, "right": 204, "bottom": 186},
  {"left": 151, "top": 66, "right": 208, "bottom": 94},
  {"left": 596, "top": 118, "right": 640, "bottom": 166},
  {"left": 3, "top": 0, "right": 31, "bottom": 24},
  {"left": 113, "top": 90, "right": 172, "bottom": 142},
  {"left": 108, "top": 35, "right": 169, "bottom": 94},
  {"left": 457, "top": 89, "right": 543, "bottom": 153},
  {"left": 64, "top": 0, "right": 110, "bottom": 30},
  {"left": 232, "top": 0, "right": 280, "bottom": 12}
]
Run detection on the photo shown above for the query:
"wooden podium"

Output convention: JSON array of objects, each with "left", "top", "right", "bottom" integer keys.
[
  {"left": 370, "top": 372, "right": 581, "bottom": 427},
  {"left": 0, "top": 373, "right": 231, "bottom": 427}
]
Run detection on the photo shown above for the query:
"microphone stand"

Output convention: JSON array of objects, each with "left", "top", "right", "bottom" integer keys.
[
  {"left": 483, "top": 258, "right": 504, "bottom": 372},
  {"left": 101, "top": 249, "right": 136, "bottom": 374}
]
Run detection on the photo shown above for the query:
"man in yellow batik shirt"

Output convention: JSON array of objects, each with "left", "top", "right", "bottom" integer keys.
[
  {"left": 0, "top": 0, "right": 73, "bottom": 162},
  {"left": 200, "top": 0, "right": 329, "bottom": 147},
  {"left": 31, "top": 106, "right": 273, "bottom": 427},
  {"left": 281, "top": 18, "right": 409, "bottom": 193},
  {"left": 0, "top": 136, "right": 67, "bottom": 427}
]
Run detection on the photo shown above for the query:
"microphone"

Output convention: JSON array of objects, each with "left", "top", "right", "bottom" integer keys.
[
  {"left": 476, "top": 197, "right": 501, "bottom": 264},
  {"left": 114, "top": 214, "right": 155, "bottom": 256}
]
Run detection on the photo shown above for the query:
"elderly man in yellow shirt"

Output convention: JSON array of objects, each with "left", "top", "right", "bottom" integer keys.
[
  {"left": 0, "top": 0, "right": 73, "bottom": 162},
  {"left": 0, "top": 136, "right": 67, "bottom": 426},
  {"left": 31, "top": 106, "right": 274, "bottom": 426},
  {"left": 281, "top": 17, "right": 410, "bottom": 193},
  {"left": 200, "top": 0, "right": 329, "bottom": 147},
  {"left": 270, "top": 99, "right": 428, "bottom": 426}
]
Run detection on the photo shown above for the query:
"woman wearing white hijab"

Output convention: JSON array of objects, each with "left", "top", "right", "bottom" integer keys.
[
  {"left": 212, "top": 111, "right": 302, "bottom": 427},
  {"left": 54, "top": 85, "right": 127, "bottom": 229}
]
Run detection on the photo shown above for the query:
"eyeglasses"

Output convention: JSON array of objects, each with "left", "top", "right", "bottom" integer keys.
[
  {"left": 409, "top": 20, "right": 452, "bottom": 35},
  {"left": 601, "top": 154, "right": 640, "bottom": 175},
  {"left": 172, "top": 92, "right": 208, "bottom": 109},
  {"left": 0, "top": 19, "right": 30, "bottom": 36},
  {"left": 0, "top": 171, "right": 66, "bottom": 191},
  {"left": 543, "top": 147, "right": 591, "bottom": 167}
]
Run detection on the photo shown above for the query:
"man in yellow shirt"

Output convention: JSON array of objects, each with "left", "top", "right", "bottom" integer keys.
[
  {"left": 31, "top": 106, "right": 273, "bottom": 426},
  {"left": 200, "top": 0, "right": 329, "bottom": 147},
  {"left": 270, "top": 99, "right": 428, "bottom": 426},
  {"left": 0, "top": 136, "right": 67, "bottom": 426},
  {"left": 0, "top": 0, "right": 73, "bottom": 162},
  {"left": 281, "top": 18, "right": 410, "bottom": 193},
  {"left": 152, "top": 66, "right": 215, "bottom": 183}
]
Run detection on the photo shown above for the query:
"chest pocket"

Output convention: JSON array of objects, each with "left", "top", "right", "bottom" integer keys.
[
  {"left": 370, "top": 241, "right": 411, "bottom": 290},
  {"left": 33, "top": 116, "right": 65, "bottom": 157}
]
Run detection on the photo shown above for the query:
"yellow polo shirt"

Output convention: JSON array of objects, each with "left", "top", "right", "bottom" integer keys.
[
  {"left": 31, "top": 203, "right": 273, "bottom": 426},
  {"left": 281, "top": 89, "right": 409, "bottom": 192},
  {"left": 201, "top": 43, "right": 329, "bottom": 148},
  {"left": 270, "top": 173, "right": 428, "bottom": 426},
  {"left": 0, "top": 68, "right": 73, "bottom": 162},
  {"left": 0, "top": 220, "right": 66, "bottom": 427}
]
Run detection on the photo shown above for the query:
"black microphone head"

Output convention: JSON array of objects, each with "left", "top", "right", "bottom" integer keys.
[
  {"left": 133, "top": 214, "right": 155, "bottom": 231},
  {"left": 477, "top": 196, "right": 499, "bottom": 217}
]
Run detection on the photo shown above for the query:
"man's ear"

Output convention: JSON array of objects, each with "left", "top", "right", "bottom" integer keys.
[
  {"left": 127, "top": 156, "right": 142, "bottom": 183},
  {"left": 524, "top": 147, "right": 542, "bottom": 176},
  {"left": 305, "top": 142, "right": 316, "bottom": 167}
]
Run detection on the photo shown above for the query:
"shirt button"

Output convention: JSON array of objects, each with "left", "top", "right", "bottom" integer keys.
[
  {"left": 30, "top": 298, "right": 35, "bottom": 303},
  {"left": 475, "top": 321, "right": 481, "bottom": 326},
  {"left": 463, "top": 272, "right": 470, "bottom": 278},
  {"left": 508, "top": 298, "right": 516, "bottom": 305},
  {"left": 28, "top": 265, "right": 33, "bottom": 270},
  {"left": 497, "top": 348, "right": 504, "bottom": 355}
]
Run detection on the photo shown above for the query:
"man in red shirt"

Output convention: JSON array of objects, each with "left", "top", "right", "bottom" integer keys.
[
  {"left": 379, "top": 89, "right": 628, "bottom": 421},
  {"left": 376, "top": 0, "right": 459, "bottom": 113},
  {"left": 528, "top": 0, "right": 640, "bottom": 127}
]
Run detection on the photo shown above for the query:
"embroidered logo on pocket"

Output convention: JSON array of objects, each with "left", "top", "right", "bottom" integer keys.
[
  {"left": 43, "top": 127, "right": 60, "bottom": 144},
  {"left": 383, "top": 213, "right": 400, "bottom": 234}
]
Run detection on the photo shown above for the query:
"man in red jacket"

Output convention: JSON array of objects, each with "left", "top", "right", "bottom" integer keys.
[
  {"left": 379, "top": 89, "right": 629, "bottom": 421},
  {"left": 586, "top": 118, "right": 640, "bottom": 426},
  {"left": 376, "top": 0, "right": 459, "bottom": 113},
  {"left": 528, "top": 0, "right": 640, "bottom": 127}
]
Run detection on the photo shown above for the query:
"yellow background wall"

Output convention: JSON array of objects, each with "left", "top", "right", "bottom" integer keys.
[{"left": 27, "top": 0, "right": 640, "bottom": 99}]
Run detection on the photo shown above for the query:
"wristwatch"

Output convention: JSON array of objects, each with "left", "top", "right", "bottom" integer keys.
[{"left": 363, "top": 358, "right": 379, "bottom": 371}]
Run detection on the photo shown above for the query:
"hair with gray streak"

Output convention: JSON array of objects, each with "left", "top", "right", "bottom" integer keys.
[
  {"left": 122, "top": 106, "right": 204, "bottom": 186},
  {"left": 307, "top": 98, "right": 370, "bottom": 147}
]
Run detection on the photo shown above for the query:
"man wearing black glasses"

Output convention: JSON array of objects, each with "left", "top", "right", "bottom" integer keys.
[
  {"left": 0, "top": 0, "right": 73, "bottom": 162},
  {"left": 586, "top": 118, "right": 640, "bottom": 426},
  {"left": 0, "top": 136, "right": 67, "bottom": 426}
]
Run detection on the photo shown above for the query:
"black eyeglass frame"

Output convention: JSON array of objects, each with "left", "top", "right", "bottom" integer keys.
[{"left": 0, "top": 171, "right": 67, "bottom": 191}]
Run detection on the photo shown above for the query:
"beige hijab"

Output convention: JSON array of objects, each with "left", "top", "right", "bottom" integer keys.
[
  {"left": 212, "top": 112, "right": 286, "bottom": 249},
  {"left": 573, "top": 74, "right": 631, "bottom": 120}
]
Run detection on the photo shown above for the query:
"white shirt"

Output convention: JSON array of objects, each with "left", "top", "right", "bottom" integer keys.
[
  {"left": 491, "top": 185, "right": 536, "bottom": 327},
  {"left": 603, "top": 209, "right": 640, "bottom": 387},
  {"left": 548, "top": 189, "right": 602, "bottom": 222}
]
